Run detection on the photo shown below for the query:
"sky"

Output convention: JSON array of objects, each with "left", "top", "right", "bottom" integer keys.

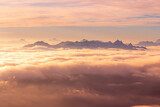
[{"left": 0, "top": 0, "right": 160, "bottom": 44}]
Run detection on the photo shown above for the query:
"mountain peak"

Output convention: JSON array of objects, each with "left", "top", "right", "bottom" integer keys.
[
  {"left": 155, "top": 39, "right": 160, "bottom": 44},
  {"left": 81, "top": 39, "right": 88, "bottom": 42},
  {"left": 114, "top": 40, "right": 124, "bottom": 45},
  {"left": 128, "top": 43, "right": 133, "bottom": 47},
  {"left": 24, "top": 41, "right": 52, "bottom": 48},
  {"left": 34, "top": 41, "right": 50, "bottom": 45},
  {"left": 24, "top": 40, "right": 146, "bottom": 50},
  {"left": 137, "top": 39, "right": 160, "bottom": 46}
]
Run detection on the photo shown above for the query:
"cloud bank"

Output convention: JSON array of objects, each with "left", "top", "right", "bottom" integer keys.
[
  {"left": 0, "top": 47, "right": 160, "bottom": 107},
  {"left": 0, "top": 63, "right": 160, "bottom": 107}
]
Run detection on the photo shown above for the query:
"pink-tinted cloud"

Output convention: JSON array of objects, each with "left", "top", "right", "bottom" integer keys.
[
  {"left": 0, "top": 0, "right": 159, "bottom": 27},
  {"left": 0, "top": 61, "right": 160, "bottom": 107},
  {"left": 0, "top": 47, "right": 160, "bottom": 107}
]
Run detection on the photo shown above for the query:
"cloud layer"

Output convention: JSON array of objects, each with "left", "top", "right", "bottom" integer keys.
[
  {"left": 0, "top": 0, "right": 159, "bottom": 27},
  {"left": 0, "top": 47, "right": 160, "bottom": 107},
  {"left": 0, "top": 62, "right": 160, "bottom": 107}
]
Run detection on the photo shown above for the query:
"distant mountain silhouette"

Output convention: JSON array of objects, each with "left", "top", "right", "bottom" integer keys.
[
  {"left": 24, "top": 41, "right": 53, "bottom": 48},
  {"left": 24, "top": 39, "right": 146, "bottom": 50},
  {"left": 137, "top": 39, "right": 160, "bottom": 46},
  {"left": 155, "top": 39, "right": 160, "bottom": 44}
]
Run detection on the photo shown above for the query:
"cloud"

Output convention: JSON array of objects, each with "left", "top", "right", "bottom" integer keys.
[
  {"left": 0, "top": 0, "right": 159, "bottom": 27},
  {"left": 0, "top": 48, "right": 160, "bottom": 107},
  {"left": 0, "top": 62, "right": 160, "bottom": 107}
]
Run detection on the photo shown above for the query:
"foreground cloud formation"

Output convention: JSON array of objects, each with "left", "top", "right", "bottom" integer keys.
[
  {"left": 0, "top": 47, "right": 160, "bottom": 107},
  {"left": 0, "top": 0, "right": 159, "bottom": 27}
]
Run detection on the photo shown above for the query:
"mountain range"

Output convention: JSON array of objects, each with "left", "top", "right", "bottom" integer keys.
[
  {"left": 24, "top": 39, "right": 146, "bottom": 50},
  {"left": 137, "top": 39, "right": 160, "bottom": 47}
]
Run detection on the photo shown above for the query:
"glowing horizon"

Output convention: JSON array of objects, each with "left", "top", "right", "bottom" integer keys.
[{"left": 0, "top": 26, "right": 160, "bottom": 46}]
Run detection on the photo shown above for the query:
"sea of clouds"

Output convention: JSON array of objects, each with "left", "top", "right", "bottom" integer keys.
[{"left": 0, "top": 47, "right": 160, "bottom": 107}]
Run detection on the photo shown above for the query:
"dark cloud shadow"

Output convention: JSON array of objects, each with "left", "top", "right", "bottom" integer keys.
[{"left": 0, "top": 63, "right": 160, "bottom": 107}]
